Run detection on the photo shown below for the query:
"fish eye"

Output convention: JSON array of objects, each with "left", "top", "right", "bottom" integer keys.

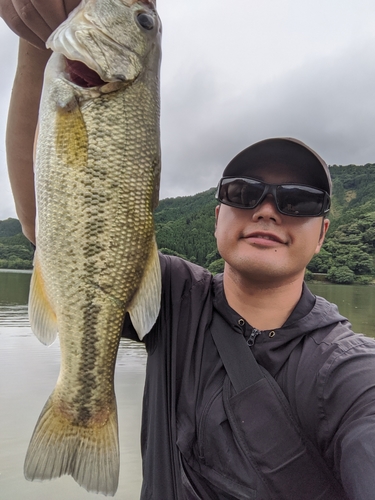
[{"left": 137, "top": 13, "right": 154, "bottom": 30}]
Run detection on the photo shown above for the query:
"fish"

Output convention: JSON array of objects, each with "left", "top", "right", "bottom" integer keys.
[{"left": 24, "top": 0, "right": 162, "bottom": 495}]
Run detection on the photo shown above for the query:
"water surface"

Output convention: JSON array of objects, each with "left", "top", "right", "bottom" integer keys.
[
  {"left": 309, "top": 282, "right": 375, "bottom": 338},
  {"left": 0, "top": 272, "right": 374, "bottom": 499}
]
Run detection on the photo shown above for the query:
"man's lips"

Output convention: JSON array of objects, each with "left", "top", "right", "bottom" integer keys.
[{"left": 243, "top": 232, "right": 285, "bottom": 245}]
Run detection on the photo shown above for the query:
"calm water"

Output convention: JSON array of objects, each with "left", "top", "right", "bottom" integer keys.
[
  {"left": 0, "top": 270, "right": 146, "bottom": 500},
  {"left": 0, "top": 272, "right": 374, "bottom": 499},
  {"left": 309, "top": 282, "right": 375, "bottom": 338}
]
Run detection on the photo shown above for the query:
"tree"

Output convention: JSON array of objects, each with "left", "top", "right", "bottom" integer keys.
[
  {"left": 0, "top": 218, "right": 23, "bottom": 237},
  {"left": 208, "top": 259, "right": 224, "bottom": 275},
  {"left": 205, "top": 249, "right": 221, "bottom": 268},
  {"left": 159, "top": 248, "right": 188, "bottom": 260},
  {"left": 327, "top": 266, "right": 355, "bottom": 284},
  {"left": 308, "top": 248, "right": 332, "bottom": 273},
  {"left": 304, "top": 269, "right": 314, "bottom": 281},
  {"left": 0, "top": 259, "right": 8, "bottom": 269}
]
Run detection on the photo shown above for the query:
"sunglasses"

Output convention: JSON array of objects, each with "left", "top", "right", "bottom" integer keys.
[{"left": 216, "top": 177, "right": 331, "bottom": 217}]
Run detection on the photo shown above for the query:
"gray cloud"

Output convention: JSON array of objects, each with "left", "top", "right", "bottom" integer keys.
[
  {"left": 159, "top": 38, "right": 375, "bottom": 199},
  {"left": 1, "top": 1, "right": 375, "bottom": 219}
]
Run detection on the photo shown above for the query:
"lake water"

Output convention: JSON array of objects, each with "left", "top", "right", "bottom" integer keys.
[{"left": 0, "top": 271, "right": 374, "bottom": 499}]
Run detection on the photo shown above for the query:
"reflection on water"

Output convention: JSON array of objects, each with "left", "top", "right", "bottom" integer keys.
[
  {"left": 0, "top": 305, "right": 30, "bottom": 328},
  {"left": 0, "top": 269, "right": 31, "bottom": 305}
]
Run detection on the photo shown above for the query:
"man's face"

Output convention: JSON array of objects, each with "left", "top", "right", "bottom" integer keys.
[{"left": 215, "top": 164, "right": 330, "bottom": 287}]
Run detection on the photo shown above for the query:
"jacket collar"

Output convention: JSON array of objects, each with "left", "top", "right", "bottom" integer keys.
[{"left": 212, "top": 274, "right": 346, "bottom": 376}]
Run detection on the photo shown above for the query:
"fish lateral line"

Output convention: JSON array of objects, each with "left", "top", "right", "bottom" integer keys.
[
  {"left": 76, "top": 277, "right": 129, "bottom": 309},
  {"left": 54, "top": 398, "right": 114, "bottom": 428}
]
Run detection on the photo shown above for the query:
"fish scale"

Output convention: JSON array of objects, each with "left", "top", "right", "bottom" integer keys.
[{"left": 25, "top": 0, "right": 161, "bottom": 495}]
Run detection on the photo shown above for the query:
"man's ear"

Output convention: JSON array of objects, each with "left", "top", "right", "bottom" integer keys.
[{"left": 315, "top": 218, "right": 330, "bottom": 254}]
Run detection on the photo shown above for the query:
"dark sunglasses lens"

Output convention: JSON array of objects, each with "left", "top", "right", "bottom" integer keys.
[
  {"left": 276, "top": 185, "right": 325, "bottom": 216},
  {"left": 219, "top": 178, "right": 264, "bottom": 208}
]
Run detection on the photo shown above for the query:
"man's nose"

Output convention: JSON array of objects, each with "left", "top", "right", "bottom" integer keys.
[{"left": 252, "top": 194, "right": 281, "bottom": 221}]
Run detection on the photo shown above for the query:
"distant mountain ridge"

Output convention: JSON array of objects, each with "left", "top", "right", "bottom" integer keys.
[{"left": 1, "top": 163, "right": 375, "bottom": 283}]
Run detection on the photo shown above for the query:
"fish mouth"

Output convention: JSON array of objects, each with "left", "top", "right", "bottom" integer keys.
[{"left": 65, "top": 58, "right": 107, "bottom": 88}]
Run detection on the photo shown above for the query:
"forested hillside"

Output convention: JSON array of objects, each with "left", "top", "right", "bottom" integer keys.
[
  {"left": 1, "top": 163, "right": 375, "bottom": 283},
  {"left": 307, "top": 164, "right": 375, "bottom": 284},
  {"left": 155, "top": 189, "right": 217, "bottom": 267},
  {"left": 0, "top": 218, "right": 34, "bottom": 269}
]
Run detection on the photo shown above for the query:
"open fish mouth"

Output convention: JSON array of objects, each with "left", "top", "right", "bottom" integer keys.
[{"left": 65, "top": 58, "right": 107, "bottom": 88}]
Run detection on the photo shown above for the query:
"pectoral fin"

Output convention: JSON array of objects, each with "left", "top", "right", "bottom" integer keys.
[
  {"left": 128, "top": 239, "right": 161, "bottom": 340},
  {"left": 28, "top": 252, "right": 58, "bottom": 345}
]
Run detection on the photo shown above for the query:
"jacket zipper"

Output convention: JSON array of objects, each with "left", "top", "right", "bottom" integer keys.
[{"left": 247, "top": 328, "right": 261, "bottom": 347}]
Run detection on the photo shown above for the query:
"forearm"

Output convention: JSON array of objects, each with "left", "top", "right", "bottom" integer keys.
[
  {"left": 6, "top": 39, "right": 50, "bottom": 244},
  {"left": 339, "top": 417, "right": 375, "bottom": 499}
]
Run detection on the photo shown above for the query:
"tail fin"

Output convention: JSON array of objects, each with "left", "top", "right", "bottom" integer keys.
[{"left": 24, "top": 394, "right": 119, "bottom": 496}]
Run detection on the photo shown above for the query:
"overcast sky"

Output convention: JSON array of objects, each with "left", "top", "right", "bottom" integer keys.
[{"left": 1, "top": 0, "right": 375, "bottom": 220}]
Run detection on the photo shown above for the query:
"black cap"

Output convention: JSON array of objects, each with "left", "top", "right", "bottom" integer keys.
[{"left": 222, "top": 137, "right": 332, "bottom": 195}]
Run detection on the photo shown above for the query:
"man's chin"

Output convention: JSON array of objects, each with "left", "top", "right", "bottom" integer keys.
[{"left": 224, "top": 261, "right": 304, "bottom": 287}]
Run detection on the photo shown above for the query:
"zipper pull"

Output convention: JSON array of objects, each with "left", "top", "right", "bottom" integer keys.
[{"left": 247, "top": 328, "right": 260, "bottom": 347}]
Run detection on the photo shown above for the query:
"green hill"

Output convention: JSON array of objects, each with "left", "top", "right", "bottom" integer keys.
[
  {"left": 0, "top": 219, "right": 34, "bottom": 269},
  {"left": 307, "top": 164, "right": 375, "bottom": 284},
  {"left": 155, "top": 188, "right": 217, "bottom": 267},
  {"left": 1, "top": 163, "right": 375, "bottom": 283}
]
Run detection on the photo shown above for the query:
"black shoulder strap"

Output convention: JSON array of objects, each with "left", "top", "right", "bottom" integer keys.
[
  {"left": 210, "top": 311, "right": 347, "bottom": 500},
  {"left": 210, "top": 312, "right": 263, "bottom": 393}
]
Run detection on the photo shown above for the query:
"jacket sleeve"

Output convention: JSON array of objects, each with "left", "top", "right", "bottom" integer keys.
[{"left": 319, "top": 336, "right": 375, "bottom": 500}]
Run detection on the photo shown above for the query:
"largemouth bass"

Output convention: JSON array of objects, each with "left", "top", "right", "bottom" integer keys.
[{"left": 25, "top": 0, "right": 162, "bottom": 495}]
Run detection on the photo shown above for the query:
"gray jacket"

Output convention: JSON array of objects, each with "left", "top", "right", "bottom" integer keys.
[{"left": 123, "top": 254, "right": 375, "bottom": 499}]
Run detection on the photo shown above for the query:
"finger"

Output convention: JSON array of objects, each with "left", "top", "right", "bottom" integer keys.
[
  {"left": 0, "top": 2, "right": 47, "bottom": 48},
  {"left": 63, "top": 0, "right": 82, "bottom": 17},
  {"left": 30, "top": 0, "right": 67, "bottom": 31},
  {"left": 13, "top": 0, "right": 52, "bottom": 41}
]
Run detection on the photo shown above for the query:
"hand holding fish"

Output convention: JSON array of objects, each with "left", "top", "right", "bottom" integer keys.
[
  {"left": 6, "top": 40, "right": 49, "bottom": 244},
  {"left": 3, "top": 0, "right": 81, "bottom": 242},
  {"left": 0, "top": 0, "right": 80, "bottom": 48}
]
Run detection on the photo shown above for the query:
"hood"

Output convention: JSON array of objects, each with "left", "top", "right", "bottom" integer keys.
[{"left": 213, "top": 275, "right": 348, "bottom": 377}]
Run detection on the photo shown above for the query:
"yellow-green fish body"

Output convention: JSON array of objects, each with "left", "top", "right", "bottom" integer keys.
[{"left": 25, "top": 0, "right": 162, "bottom": 495}]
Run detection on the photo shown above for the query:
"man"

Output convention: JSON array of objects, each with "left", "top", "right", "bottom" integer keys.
[
  {"left": 122, "top": 138, "right": 374, "bottom": 499},
  {"left": 2, "top": 2, "right": 375, "bottom": 499}
]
